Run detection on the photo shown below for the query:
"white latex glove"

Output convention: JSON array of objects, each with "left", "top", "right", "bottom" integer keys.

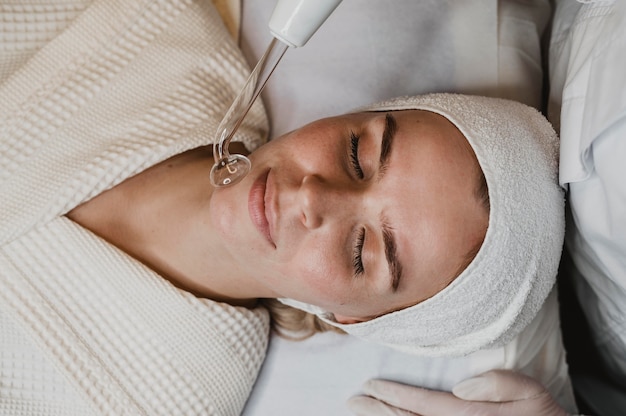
[{"left": 347, "top": 370, "right": 572, "bottom": 416}]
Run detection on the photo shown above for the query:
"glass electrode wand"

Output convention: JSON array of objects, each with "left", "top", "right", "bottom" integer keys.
[
  {"left": 210, "top": 0, "right": 343, "bottom": 188},
  {"left": 210, "top": 39, "right": 288, "bottom": 187}
]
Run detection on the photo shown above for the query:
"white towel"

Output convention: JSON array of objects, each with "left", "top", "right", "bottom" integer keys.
[{"left": 281, "top": 93, "right": 565, "bottom": 356}]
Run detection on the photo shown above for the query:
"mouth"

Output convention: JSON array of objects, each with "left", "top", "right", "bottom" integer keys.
[{"left": 248, "top": 169, "right": 276, "bottom": 247}]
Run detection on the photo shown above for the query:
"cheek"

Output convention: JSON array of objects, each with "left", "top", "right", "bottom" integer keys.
[
  {"left": 265, "top": 127, "right": 341, "bottom": 169},
  {"left": 284, "top": 237, "right": 351, "bottom": 304}
]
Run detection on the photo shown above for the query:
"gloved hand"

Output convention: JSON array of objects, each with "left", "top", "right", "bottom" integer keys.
[{"left": 347, "top": 369, "right": 571, "bottom": 416}]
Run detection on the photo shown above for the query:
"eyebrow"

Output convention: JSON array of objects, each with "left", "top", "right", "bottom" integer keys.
[
  {"left": 378, "top": 113, "right": 402, "bottom": 292},
  {"left": 379, "top": 113, "right": 397, "bottom": 176},
  {"left": 382, "top": 218, "right": 403, "bottom": 292}
]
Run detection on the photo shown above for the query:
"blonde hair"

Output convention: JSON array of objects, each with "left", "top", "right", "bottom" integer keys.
[{"left": 260, "top": 299, "right": 344, "bottom": 341}]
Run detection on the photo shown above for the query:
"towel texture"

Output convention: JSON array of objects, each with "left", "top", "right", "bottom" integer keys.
[{"left": 281, "top": 93, "right": 565, "bottom": 356}]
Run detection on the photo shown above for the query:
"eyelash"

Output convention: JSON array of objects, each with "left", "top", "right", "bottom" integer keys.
[
  {"left": 349, "top": 131, "right": 365, "bottom": 180},
  {"left": 353, "top": 227, "right": 365, "bottom": 276}
]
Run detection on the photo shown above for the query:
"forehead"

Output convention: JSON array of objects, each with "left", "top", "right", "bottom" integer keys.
[{"left": 377, "top": 109, "right": 485, "bottom": 305}]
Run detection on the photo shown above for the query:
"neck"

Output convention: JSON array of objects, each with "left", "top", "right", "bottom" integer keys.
[{"left": 68, "top": 146, "right": 265, "bottom": 307}]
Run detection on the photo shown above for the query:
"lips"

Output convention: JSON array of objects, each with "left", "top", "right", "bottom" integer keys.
[{"left": 248, "top": 169, "right": 275, "bottom": 247}]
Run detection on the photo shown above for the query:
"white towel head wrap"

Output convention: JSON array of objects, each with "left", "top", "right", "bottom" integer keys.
[{"left": 279, "top": 93, "right": 565, "bottom": 356}]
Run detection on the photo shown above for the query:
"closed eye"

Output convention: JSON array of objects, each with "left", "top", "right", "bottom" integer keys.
[
  {"left": 350, "top": 131, "right": 365, "bottom": 180},
  {"left": 353, "top": 227, "right": 365, "bottom": 277}
]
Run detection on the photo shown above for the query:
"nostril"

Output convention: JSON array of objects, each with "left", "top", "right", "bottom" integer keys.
[
  {"left": 300, "top": 202, "right": 322, "bottom": 229},
  {"left": 299, "top": 176, "right": 324, "bottom": 229}
]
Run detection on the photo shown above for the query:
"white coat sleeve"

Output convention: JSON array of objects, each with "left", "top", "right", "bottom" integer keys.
[{"left": 550, "top": 0, "right": 626, "bottom": 387}]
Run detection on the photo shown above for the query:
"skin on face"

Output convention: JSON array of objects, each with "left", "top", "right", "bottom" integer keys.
[{"left": 209, "top": 109, "right": 489, "bottom": 323}]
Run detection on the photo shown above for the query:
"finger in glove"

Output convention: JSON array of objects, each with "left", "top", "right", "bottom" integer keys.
[{"left": 347, "top": 394, "right": 418, "bottom": 416}]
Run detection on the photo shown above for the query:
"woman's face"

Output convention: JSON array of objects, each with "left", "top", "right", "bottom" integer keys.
[{"left": 209, "top": 110, "right": 488, "bottom": 322}]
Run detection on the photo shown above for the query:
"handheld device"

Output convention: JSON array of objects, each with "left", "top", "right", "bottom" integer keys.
[{"left": 210, "top": 0, "right": 343, "bottom": 188}]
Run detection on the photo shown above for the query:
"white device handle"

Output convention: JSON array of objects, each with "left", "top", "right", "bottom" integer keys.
[{"left": 269, "top": 0, "right": 343, "bottom": 47}]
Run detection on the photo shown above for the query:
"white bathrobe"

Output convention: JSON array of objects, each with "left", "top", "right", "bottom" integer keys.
[{"left": 0, "top": 1, "right": 269, "bottom": 415}]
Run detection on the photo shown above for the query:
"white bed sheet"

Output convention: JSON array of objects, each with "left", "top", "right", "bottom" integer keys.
[
  {"left": 243, "top": 332, "right": 501, "bottom": 415},
  {"left": 242, "top": 291, "right": 576, "bottom": 415}
]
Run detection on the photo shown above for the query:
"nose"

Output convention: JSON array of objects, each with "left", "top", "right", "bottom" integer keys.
[{"left": 297, "top": 174, "right": 357, "bottom": 229}]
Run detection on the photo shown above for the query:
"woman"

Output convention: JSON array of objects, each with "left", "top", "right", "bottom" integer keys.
[
  {"left": 0, "top": 0, "right": 571, "bottom": 414},
  {"left": 68, "top": 107, "right": 489, "bottom": 325}
]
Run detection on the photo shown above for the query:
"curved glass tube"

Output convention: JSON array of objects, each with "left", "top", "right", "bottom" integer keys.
[{"left": 210, "top": 38, "right": 289, "bottom": 187}]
